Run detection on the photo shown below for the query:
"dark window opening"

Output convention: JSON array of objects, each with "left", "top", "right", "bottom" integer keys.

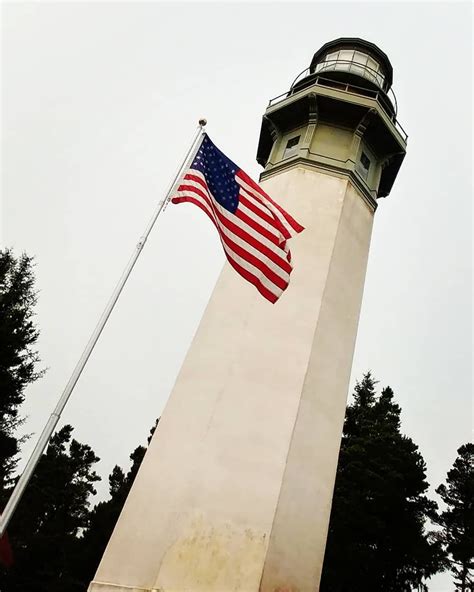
[
  {"left": 357, "top": 151, "right": 371, "bottom": 180},
  {"left": 360, "top": 152, "right": 371, "bottom": 170},
  {"left": 283, "top": 136, "right": 300, "bottom": 158}
]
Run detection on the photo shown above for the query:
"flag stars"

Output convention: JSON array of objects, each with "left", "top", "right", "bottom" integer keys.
[{"left": 190, "top": 135, "right": 240, "bottom": 213}]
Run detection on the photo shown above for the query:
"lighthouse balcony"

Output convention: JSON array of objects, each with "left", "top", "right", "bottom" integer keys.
[
  {"left": 267, "top": 71, "right": 407, "bottom": 145},
  {"left": 257, "top": 69, "right": 407, "bottom": 200}
]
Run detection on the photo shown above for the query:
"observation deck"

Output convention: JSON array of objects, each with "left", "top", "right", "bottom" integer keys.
[
  {"left": 257, "top": 38, "right": 407, "bottom": 199},
  {"left": 268, "top": 71, "right": 407, "bottom": 143}
]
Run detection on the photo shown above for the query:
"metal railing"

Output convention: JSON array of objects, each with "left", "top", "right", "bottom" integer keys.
[
  {"left": 290, "top": 62, "right": 397, "bottom": 112},
  {"left": 267, "top": 67, "right": 408, "bottom": 143}
]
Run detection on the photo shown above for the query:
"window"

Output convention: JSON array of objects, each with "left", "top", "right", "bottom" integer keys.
[
  {"left": 367, "top": 56, "right": 378, "bottom": 71},
  {"left": 366, "top": 57, "right": 379, "bottom": 84},
  {"left": 350, "top": 51, "right": 367, "bottom": 78},
  {"left": 283, "top": 136, "right": 300, "bottom": 158},
  {"left": 353, "top": 51, "right": 369, "bottom": 66},
  {"left": 314, "top": 48, "right": 386, "bottom": 88},
  {"left": 316, "top": 51, "right": 338, "bottom": 73},
  {"left": 339, "top": 49, "right": 354, "bottom": 62},
  {"left": 357, "top": 151, "right": 371, "bottom": 180}
]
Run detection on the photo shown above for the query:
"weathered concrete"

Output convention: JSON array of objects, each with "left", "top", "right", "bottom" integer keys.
[{"left": 88, "top": 166, "right": 374, "bottom": 592}]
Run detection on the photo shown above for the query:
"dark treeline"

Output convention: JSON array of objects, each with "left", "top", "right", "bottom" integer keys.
[
  {"left": 321, "top": 374, "right": 444, "bottom": 592},
  {"left": 0, "top": 248, "right": 472, "bottom": 591}
]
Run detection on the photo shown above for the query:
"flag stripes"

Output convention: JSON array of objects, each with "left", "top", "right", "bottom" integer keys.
[
  {"left": 171, "top": 135, "right": 303, "bottom": 302},
  {"left": 173, "top": 184, "right": 288, "bottom": 294}
]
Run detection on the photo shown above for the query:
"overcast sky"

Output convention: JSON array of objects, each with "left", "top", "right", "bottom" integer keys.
[{"left": 1, "top": 2, "right": 472, "bottom": 590}]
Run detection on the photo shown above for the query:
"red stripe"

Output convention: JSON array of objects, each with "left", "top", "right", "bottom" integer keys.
[
  {"left": 187, "top": 167, "right": 303, "bottom": 236},
  {"left": 238, "top": 193, "right": 280, "bottom": 230},
  {"left": 178, "top": 183, "right": 209, "bottom": 202},
  {"left": 186, "top": 168, "right": 303, "bottom": 238},
  {"left": 184, "top": 173, "right": 207, "bottom": 189},
  {"left": 235, "top": 201, "right": 281, "bottom": 246},
  {"left": 226, "top": 257, "right": 279, "bottom": 303},
  {"left": 225, "top": 213, "right": 291, "bottom": 273},
  {"left": 187, "top": 169, "right": 300, "bottom": 237},
  {"left": 177, "top": 184, "right": 292, "bottom": 274},
  {"left": 219, "top": 232, "right": 288, "bottom": 291},
  {"left": 175, "top": 192, "right": 289, "bottom": 290},
  {"left": 236, "top": 170, "right": 304, "bottom": 234},
  {"left": 239, "top": 183, "right": 292, "bottom": 240},
  {"left": 173, "top": 195, "right": 281, "bottom": 301}
]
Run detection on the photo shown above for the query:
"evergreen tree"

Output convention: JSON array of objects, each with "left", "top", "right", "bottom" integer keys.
[
  {"left": 0, "top": 249, "right": 43, "bottom": 495},
  {"left": 435, "top": 443, "right": 474, "bottom": 591},
  {"left": 73, "top": 419, "right": 158, "bottom": 588},
  {"left": 0, "top": 425, "right": 100, "bottom": 592},
  {"left": 320, "top": 373, "right": 445, "bottom": 592}
]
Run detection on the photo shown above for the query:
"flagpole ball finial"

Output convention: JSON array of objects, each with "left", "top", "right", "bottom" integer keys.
[{"left": 199, "top": 118, "right": 207, "bottom": 127}]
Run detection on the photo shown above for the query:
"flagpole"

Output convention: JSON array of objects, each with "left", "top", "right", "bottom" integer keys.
[{"left": 0, "top": 119, "right": 207, "bottom": 538}]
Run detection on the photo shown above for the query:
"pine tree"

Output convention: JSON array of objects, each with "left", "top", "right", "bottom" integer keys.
[
  {"left": 0, "top": 425, "right": 100, "bottom": 592},
  {"left": 435, "top": 443, "right": 474, "bottom": 591},
  {"left": 0, "top": 249, "right": 43, "bottom": 495},
  {"left": 320, "top": 373, "right": 445, "bottom": 592}
]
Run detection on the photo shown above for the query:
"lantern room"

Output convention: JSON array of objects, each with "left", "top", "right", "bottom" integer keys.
[
  {"left": 256, "top": 38, "right": 407, "bottom": 202},
  {"left": 310, "top": 38, "right": 393, "bottom": 92}
]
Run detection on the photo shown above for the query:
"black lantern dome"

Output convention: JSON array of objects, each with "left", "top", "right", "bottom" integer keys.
[
  {"left": 292, "top": 38, "right": 396, "bottom": 116},
  {"left": 310, "top": 38, "right": 393, "bottom": 91}
]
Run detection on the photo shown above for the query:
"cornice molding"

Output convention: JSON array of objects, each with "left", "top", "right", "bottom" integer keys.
[{"left": 259, "top": 158, "right": 378, "bottom": 213}]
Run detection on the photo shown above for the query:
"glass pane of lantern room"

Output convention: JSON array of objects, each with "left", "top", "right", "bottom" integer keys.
[
  {"left": 339, "top": 49, "right": 354, "bottom": 60},
  {"left": 353, "top": 51, "right": 368, "bottom": 65},
  {"left": 364, "top": 58, "right": 376, "bottom": 83},
  {"left": 375, "top": 72, "right": 385, "bottom": 87},
  {"left": 325, "top": 51, "right": 338, "bottom": 71},
  {"left": 368, "top": 56, "right": 378, "bottom": 68},
  {"left": 366, "top": 57, "right": 379, "bottom": 82},
  {"left": 338, "top": 49, "right": 354, "bottom": 70},
  {"left": 349, "top": 61, "right": 365, "bottom": 77}
]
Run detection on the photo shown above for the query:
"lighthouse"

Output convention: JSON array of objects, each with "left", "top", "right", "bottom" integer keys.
[{"left": 89, "top": 38, "right": 407, "bottom": 592}]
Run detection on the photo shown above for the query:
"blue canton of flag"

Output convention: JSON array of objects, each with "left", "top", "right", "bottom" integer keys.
[{"left": 191, "top": 136, "right": 240, "bottom": 214}]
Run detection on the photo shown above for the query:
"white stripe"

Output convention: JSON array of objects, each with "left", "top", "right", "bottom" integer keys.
[
  {"left": 239, "top": 179, "right": 288, "bottom": 242},
  {"left": 236, "top": 177, "right": 296, "bottom": 237},
  {"left": 187, "top": 170, "right": 277, "bottom": 234},
  {"left": 237, "top": 200, "right": 281, "bottom": 240},
  {"left": 175, "top": 188, "right": 290, "bottom": 284},
  {"left": 226, "top": 249, "right": 283, "bottom": 299},
  {"left": 174, "top": 189, "right": 286, "bottom": 297},
  {"left": 182, "top": 193, "right": 284, "bottom": 298},
  {"left": 237, "top": 183, "right": 275, "bottom": 218},
  {"left": 180, "top": 177, "right": 291, "bottom": 264},
  {"left": 238, "top": 189, "right": 290, "bottom": 250}
]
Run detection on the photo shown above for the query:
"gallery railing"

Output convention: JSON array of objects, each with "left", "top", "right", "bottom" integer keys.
[{"left": 268, "top": 65, "right": 408, "bottom": 143}]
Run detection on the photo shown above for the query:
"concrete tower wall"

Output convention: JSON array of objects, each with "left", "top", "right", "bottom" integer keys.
[
  {"left": 260, "top": 174, "right": 373, "bottom": 592},
  {"left": 89, "top": 166, "right": 374, "bottom": 592}
]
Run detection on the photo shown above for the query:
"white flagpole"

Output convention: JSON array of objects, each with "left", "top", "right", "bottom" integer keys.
[{"left": 0, "top": 119, "right": 207, "bottom": 537}]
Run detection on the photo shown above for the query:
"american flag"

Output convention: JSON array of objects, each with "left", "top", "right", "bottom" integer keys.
[{"left": 172, "top": 134, "right": 304, "bottom": 303}]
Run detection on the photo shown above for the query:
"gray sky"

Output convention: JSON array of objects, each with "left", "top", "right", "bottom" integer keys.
[{"left": 2, "top": 2, "right": 472, "bottom": 590}]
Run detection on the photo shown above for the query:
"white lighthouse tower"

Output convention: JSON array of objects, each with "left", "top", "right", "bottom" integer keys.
[{"left": 89, "top": 38, "right": 407, "bottom": 592}]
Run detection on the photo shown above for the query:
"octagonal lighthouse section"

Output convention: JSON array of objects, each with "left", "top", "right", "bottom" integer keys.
[{"left": 89, "top": 38, "right": 407, "bottom": 592}]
